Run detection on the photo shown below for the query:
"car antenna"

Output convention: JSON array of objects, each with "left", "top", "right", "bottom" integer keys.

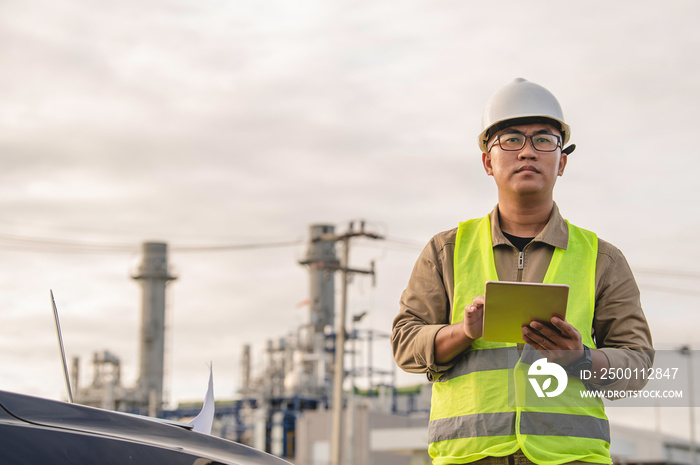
[{"left": 51, "top": 290, "right": 74, "bottom": 403}]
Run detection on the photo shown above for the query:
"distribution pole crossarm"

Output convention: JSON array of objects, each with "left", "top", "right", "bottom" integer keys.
[{"left": 314, "top": 219, "right": 384, "bottom": 246}]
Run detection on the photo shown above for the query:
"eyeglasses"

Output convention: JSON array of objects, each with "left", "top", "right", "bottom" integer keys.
[{"left": 488, "top": 133, "right": 562, "bottom": 152}]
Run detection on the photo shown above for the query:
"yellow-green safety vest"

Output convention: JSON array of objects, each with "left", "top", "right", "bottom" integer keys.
[{"left": 428, "top": 216, "right": 611, "bottom": 465}]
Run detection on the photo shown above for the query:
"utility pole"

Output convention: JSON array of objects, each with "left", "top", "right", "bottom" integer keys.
[
  {"left": 348, "top": 311, "right": 367, "bottom": 465},
  {"left": 681, "top": 346, "right": 697, "bottom": 465},
  {"left": 318, "top": 221, "right": 381, "bottom": 465}
]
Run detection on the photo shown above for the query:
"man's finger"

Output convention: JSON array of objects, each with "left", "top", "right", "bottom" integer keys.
[
  {"left": 528, "top": 321, "right": 560, "bottom": 340},
  {"left": 523, "top": 326, "right": 552, "bottom": 347},
  {"left": 522, "top": 332, "right": 550, "bottom": 354},
  {"left": 550, "top": 316, "right": 579, "bottom": 339},
  {"left": 465, "top": 305, "right": 483, "bottom": 320}
]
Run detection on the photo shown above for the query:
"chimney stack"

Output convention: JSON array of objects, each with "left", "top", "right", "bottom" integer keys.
[{"left": 132, "top": 241, "right": 176, "bottom": 412}]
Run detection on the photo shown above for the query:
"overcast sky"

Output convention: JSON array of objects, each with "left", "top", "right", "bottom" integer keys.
[{"left": 2, "top": 0, "right": 699, "bottom": 440}]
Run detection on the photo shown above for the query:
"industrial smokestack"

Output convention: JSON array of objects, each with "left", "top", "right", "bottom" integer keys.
[
  {"left": 241, "top": 344, "right": 251, "bottom": 395},
  {"left": 298, "top": 225, "right": 339, "bottom": 399},
  {"left": 132, "top": 241, "right": 176, "bottom": 412},
  {"left": 303, "top": 224, "right": 338, "bottom": 335}
]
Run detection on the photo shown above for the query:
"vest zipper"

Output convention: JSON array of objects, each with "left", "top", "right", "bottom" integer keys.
[
  {"left": 517, "top": 251, "right": 524, "bottom": 281},
  {"left": 516, "top": 250, "right": 525, "bottom": 351}
]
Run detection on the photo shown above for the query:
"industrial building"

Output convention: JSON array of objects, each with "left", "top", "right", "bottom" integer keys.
[
  {"left": 71, "top": 223, "right": 414, "bottom": 463},
  {"left": 71, "top": 241, "right": 176, "bottom": 416}
]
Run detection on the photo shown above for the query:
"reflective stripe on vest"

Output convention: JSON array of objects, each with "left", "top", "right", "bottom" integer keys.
[
  {"left": 428, "top": 215, "right": 612, "bottom": 465},
  {"left": 433, "top": 347, "right": 515, "bottom": 382},
  {"left": 429, "top": 411, "right": 610, "bottom": 443}
]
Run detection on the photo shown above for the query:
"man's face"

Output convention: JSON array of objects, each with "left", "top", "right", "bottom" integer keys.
[{"left": 482, "top": 122, "right": 567, "bottom": 198}]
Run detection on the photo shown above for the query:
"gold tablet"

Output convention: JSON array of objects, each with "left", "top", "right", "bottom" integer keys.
[{"left": 482, "top": 281, "right": 569, "bottom": 343}]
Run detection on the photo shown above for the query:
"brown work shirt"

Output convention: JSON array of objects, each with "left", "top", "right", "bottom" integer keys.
[{"left": 391, "top": 203, "right": 654, "bottom": 392}]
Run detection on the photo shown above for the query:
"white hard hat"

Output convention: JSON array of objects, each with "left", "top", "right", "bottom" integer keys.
[{"left": 478, "top": 78, "right": 571, "bottom": 152}]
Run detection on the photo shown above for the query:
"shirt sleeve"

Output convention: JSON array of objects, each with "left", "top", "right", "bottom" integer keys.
[
  {"left": 593, "top": 241, "right": 655, "bottom": 393},
  {"left": 391, "top": 234, "right": 456, "bottom": 379}
]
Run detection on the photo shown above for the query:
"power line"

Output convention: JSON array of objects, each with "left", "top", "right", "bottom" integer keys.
[
  {"left": 634, "top": 267, "right": 700, "bottom": 280},
  {"left": 172, "top": 240, "right": 303, "bottom": 252},
  {"left": 0, "top": 233, "right": 304, "bottom": 255},
  {"left": 351, "top": 235, "right": 425, "bottom": 254},
  {"left": 384, "top": 236, "right": 426, "bottom": 250},
  {"left": 638, "top": 282, "right": 700, "bottom": 297},
  {"left": 0, "top": 233, "right": 136, "bottom": 254},
  {"left": 634, "top": 268, "right": 700, "bottom": 296}
]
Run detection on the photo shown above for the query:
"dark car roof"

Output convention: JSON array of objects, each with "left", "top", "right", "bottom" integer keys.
[{"left": 0, "top": 390, "right": 290, "bottom": 465}]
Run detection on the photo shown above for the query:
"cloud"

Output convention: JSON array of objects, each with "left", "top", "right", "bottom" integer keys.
[{"left": 0, "top": 0, "right": 698, "bottom": 416}]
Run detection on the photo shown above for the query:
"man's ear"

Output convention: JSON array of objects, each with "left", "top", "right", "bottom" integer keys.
[
  {"left": 482, "top": 152, "right": 493, "bottom": 175},
  {"left": 558, "top": 153, "right": 568, "bottom": 176}
]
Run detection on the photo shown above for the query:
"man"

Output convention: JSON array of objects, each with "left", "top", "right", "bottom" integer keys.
[{"left": 391, "top": 78, "right": 654, "bottom": 465}]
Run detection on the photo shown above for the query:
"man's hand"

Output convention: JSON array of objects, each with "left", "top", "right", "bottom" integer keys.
[
  {"left": 463, "top": 295, "right": 485, "bottom": 340},
  {"left": 434, "top": 295, "right": 485, "bottom": 364},
  {"left": 522, "top": 316, "right": 583, "bottom": 366}
]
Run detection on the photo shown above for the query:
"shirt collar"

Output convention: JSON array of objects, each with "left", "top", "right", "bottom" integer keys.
[{"left": 489, "top": 202, "right": 569, "bottom": 250}]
